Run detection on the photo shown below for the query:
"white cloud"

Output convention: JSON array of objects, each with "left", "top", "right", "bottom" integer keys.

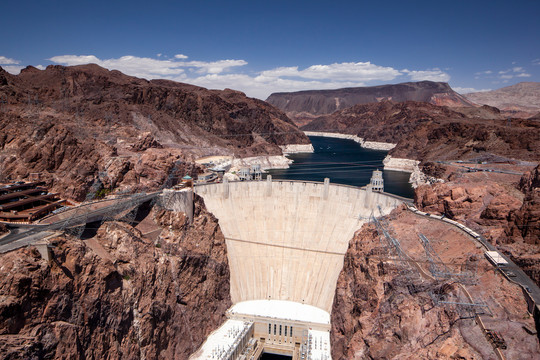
[
  {"left": 452, "top": 86, "right": 492, "bottom": 94},
  {"left": 493, "top": 66, "right": 531, "bottom": 80},
  {"left": 403, "top": 68, "right": 450, "bottom": 82},
  {"left": 0, "top": 56, "right": 20, "bottom": 65},
  {"left": 47, "top": 54, "right": 456, "bottom": 99},
  {"left": 189, "top": 73, "right": 369, "bottom": 99},
  {"left": 184, "top": 59, "right": 248, "bottom": 74},
  {"left": 261, "top": 62, "right": 401, "bottom": 82},
  {"left": 49, "top": 54, "right": 247, "bottom": 80},
  {"left": 533, "top": 58, "right": 540, "bottom": 65},
  {"left": 2, "top": 65, "right": 24, "bottom": 74},
  {"left": 475, "top": 70, "right": 492, "bottom": 75}
]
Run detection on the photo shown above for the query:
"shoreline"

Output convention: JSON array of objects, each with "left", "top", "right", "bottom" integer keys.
[
  {"left": 383, "top": 155, "right": 444, "bottom": 188},
  {"left": 279, "top": 143, "right": 315, "bottom": 154},
  {"left": 303, "top": 131, "right": 396, "bottom": 151},
  {"left": 382, "top": 155, "right": 419, "bottom": 173}
]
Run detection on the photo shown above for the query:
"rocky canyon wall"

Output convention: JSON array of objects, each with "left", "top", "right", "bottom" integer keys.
[{"left": 0, "top": 196, "right": 231, "bottom": 359}]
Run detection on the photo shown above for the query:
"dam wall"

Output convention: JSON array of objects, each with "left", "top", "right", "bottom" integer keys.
[
  {"left": 160, "top": 188, "right": 194, "bottom": 222},
  {"left": 194, "top": 179, "right": 403, "bottom": 312}
]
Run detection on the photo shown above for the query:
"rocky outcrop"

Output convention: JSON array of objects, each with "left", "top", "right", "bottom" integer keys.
[
  {"left": 130, "top": 132, "right": 163, "bottom": 152},
  {"left": 303, "top": 131, "right": 396, "bottom": 150},
  {"left": 0, "top": 196, "right": 231, "bottom": 359},
  {"left": 421, "top": 162, "right": 447, "bottom": 179},
  {"left": 382, "top": 155, "right": 419, "bottom": 172},
  {"left": 331, "top": 208, "right": 540, "bottom": 359},
  {"left": 0, "top": 223, "right": 7, "bottom": 236},
  {"left": 415, "top": 181, "right": 523, "bottom": 231},
  {"left": 505, "top": 165, "right": 540, "bottom": 246},
  {"left": 267, "top": 81, "right": 473, "bottom": 122},
  {"left": 278, "top": 143, "right": 314, "bottom": 154},
  {"left": 0, "top": 114, "right": 200, "bottom": 200}
]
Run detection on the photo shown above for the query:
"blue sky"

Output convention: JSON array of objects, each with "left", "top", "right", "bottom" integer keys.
[{"left": 1, "top": 0, "right": 539, "bottom": 99}]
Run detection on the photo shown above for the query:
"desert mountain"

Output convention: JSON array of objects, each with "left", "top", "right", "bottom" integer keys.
[
  {"left": 302, "top": 100, "right": 540, "bottom": 162},
  {"left": 465, "top": 82, "right": 540, "bottom": 118},
  {"left": 266, "top": 81, "right": 474, "bottom": 125},
  {"left": 0, "top": 64, "right": 309, "bottom": 200}
]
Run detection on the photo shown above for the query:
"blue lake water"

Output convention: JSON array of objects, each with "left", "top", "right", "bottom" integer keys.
[{"left": 267, "top": 136, "right": 415, "bottom": 199}]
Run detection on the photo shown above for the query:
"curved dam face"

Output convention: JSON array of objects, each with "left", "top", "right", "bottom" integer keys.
[{"left": 195, "top": 179, "right": 403, "bottom": 312}]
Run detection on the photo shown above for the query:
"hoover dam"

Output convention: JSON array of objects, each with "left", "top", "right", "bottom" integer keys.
[{"left": 189, "top": 177, "right": 406, "bottom": 359}]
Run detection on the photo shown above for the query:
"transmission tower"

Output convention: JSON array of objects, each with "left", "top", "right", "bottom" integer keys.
[
  {"left": 163, "top": 160, "right": 184, "bottom": 189},
  {"left": 371, "top": 209, "right": 416, "bottom": 280},
  {"left": 430, "top": 286, "right": 492, "bottom": 319},
  {"left": 418, "top": 234, "right": 476, "bottom": 284},
  {"left": 0, "top": 94, "right": 7, "bottom": 113},
  {"left": 59, "top": 176, "right": 103, "bottom": 238}
]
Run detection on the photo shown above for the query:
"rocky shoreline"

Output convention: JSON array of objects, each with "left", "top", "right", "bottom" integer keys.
[
  {"left": 279, "top": 143, "right": 315, "bottom": 154},
  {"left": 382, "top": 155, "right": 419, "bottom": 172},
  {"left": 303, "top": 131, "right": 396, "bottom": 150}
]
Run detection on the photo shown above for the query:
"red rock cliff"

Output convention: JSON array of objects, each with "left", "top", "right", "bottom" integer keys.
[{"left": 0, "top": 196, "right": 231, "bottom": 359}]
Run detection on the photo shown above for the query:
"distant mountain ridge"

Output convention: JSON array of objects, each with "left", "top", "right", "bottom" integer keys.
[
  {"left": 464, "top": 82, "right": 540, "bottom": 117},
  {"left": 266, "top": 81, "right": 474, "bottom": 125}
]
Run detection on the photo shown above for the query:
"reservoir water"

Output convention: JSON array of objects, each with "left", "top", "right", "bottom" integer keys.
[{"left": 267, "top": 136, "right": 415, "bottom": 199}]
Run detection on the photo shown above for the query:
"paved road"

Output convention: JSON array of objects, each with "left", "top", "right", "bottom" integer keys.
[
  {"left": 0, "top": 192, "right": 159, "bottom": 253},
  {"left": 436, "top": 160, "right": 524, "bottom": 175}
]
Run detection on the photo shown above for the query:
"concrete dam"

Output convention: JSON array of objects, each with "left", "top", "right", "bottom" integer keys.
[
  {"left": 189, "top": 178, "right": 405, "bottom": 359},
  {"left": 195, "top": 178, "right": 403, "bottom": 312}
]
